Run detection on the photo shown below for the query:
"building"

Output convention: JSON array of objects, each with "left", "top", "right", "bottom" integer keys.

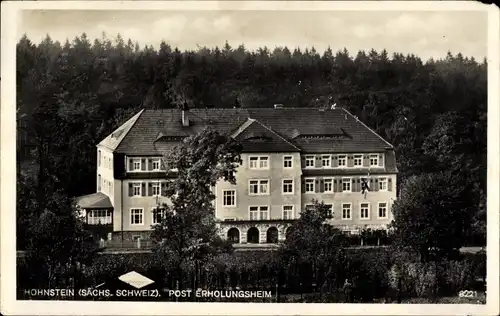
[{"left": 75, "top": 106, "right": 398, "bottom": 246}]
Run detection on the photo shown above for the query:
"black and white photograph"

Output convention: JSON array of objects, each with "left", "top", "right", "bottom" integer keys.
[{"left": 1, "top": 1, "right": 499, "bottom": 315}]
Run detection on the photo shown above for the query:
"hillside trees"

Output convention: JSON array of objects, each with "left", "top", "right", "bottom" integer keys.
[{"left": 16, "top": 33, "right": 487, "bottom": 248}]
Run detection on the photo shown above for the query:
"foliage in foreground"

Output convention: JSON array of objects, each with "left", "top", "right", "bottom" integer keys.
[
  {"left": 150, "top": 127, "right": 242, "bottom": 288},
  {"left": 390, "top": 171, "right": 477, "bottom": 263},
  {"left": 18, "top": 247, "right": 484, "bottom": 303}
]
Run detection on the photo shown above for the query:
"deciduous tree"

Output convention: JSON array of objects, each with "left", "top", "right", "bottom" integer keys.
[{"left": 150, "top": 128, "right": 242, "bottom": 289}]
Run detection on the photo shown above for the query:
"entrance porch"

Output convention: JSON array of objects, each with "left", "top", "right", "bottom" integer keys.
[{"left": 218, "top": 219, "right": 296, "bottom": 244}]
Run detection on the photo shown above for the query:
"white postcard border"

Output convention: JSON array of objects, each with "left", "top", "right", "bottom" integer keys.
[{"left": 1, "top": 1, "right": 498, "bottom": 315}]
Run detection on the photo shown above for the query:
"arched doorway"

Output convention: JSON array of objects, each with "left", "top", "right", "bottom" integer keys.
[
  {"left": 266, "top": 227, "right": 279, "bottom": 243},
  {"left": 227, "top": 228, "right": 240, "bottom": 244},
  {"left": 247, "top": 227, "right": 260, "bottom": 244}
]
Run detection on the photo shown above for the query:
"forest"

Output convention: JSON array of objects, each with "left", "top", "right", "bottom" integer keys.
[
  {"left": 16, "top": 33, "right": 486, "bottom": 248},
  {"left": 15, "top": 32, "right": 488, "bottom": 302}
]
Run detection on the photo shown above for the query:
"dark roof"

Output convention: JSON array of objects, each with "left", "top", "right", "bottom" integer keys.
[
  {"left": 109, "top": 107, "right": 394, "bottom": 155},
  {"left": 75, "top": 192, "right": 113, "bottom": 209},
  {"left": 233, "top": 119, "right": 301, "bottom": 152}
]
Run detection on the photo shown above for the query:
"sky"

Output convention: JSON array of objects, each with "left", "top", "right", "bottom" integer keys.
[{"left": 19, "top": 9, "right": 488, "bottom": 61}]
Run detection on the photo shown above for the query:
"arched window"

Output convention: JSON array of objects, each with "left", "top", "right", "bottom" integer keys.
[
  {"left": 247, "top": 227, "right": 260, "bottom": 244},
  {"left": 266, "top": 227, "right": 279, "bottom": 243},
  {"left": 227, "top": 228, "right": 240, "bottom": 244}
]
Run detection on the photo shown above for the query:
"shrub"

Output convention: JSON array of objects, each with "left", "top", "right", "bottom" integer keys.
[{"left": 440, "top": 259, "right": 476, "bottom": 296}]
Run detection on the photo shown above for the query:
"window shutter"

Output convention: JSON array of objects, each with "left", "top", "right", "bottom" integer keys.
[
  {"left": 301, "top": 156, "right": 305, "bottom": 168},
  {"left": 315, "top": 179, "right": 320, "bottom": 193},
  {"left": 388, "top": 178, "right": 392, "bottom": 191},
  {"left": 363, "top": 155, "right": 369, "bottom": 167},
  {"left": 353, "top": 178, "right": 359, "bottom": 192},
  {"left": 128, "top": 159, "right": 133, "bottom": 171},
  {"left": 332, "top": 156, "right": 338, "bottom": 167},
  {"left": 319, "top": 179, "right": 324, "bottom": 193},
  {"left": 141, "top": 159, "right": 146, "bottom": 171},
  {"left": 333, "top": 179, "right": 338, "bottom": 192},
  {"left": 370, "top": 178, "right": 374, "bottom": 192},
  {"left": 374, "top": 179, "right": 379, "bottom": 192},
  {"left": 141, "top": 183, "right": 146, "bottom": 196},
  {"left": 161, "top": 182, "right": 166, "bottom": 196},
  {"left": 347, "top": 155, "right": 354, "bottom": 167},
  {"left": 339, "top": 179, "right": 343, "bottom": 192},
  {"left": 148, "top": 182, "right": 153, "bottom": 196},
  {"left": 379, "top": 154, "right": 384, "bottom": 167},
  {"left": 315, "top": 156, "right": 321, "bottom": 168},
  {"left": 128, "top": 183, "right": 133, "bottom": 197},
  {"left": 148, "top": 159, "right": 153, "bottom": 171},
  {"left": 301, "top": 180, "right": 305, "bottom": 193}
]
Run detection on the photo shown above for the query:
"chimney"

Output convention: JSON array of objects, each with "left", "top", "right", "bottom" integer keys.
[
  {"left": 182, "top": 101, "right": 189, "bottom": 127},
  {"left": 274, "top": 104, "right": 284, "bottom": 109}
]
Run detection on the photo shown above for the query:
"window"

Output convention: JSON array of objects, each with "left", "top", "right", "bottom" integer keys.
[
  {"left": 259, "top": 206, "right": 269, "bottom": 220},
  {"left": 283, "top": 205, "right": 294, "bottom": 220},
  {"left": 152, "top": 182, "right": 161, "bottom": 196},
  {"left": 305, "top": 156, "right": 315, "bottom": 168},
  {"left": 283, "top": 156, "right": 293, "bottom": 168},
  {"left": 324, "top": 178, "right": 333, "bottom": 193},
  {"left": 98, "top": 174, "right": 102, "bottom": 191},
  {"left": 338, "top": 155, "right": 347, "bottom": 167},
  {"left": 249, "top": 206, "right": 268, "bottom": 220},
  {"left": 131, "top": 158, "right": 141, "bottom": 171},
  {"left": 249, "top": 156, "right": 269, "bottom": 169},
  {"left": 342, "top": 178, "right": 352, "bottom": 192},
  {"left": 88, "top": 209, "right": 112, "bottom": 225},
  {"left": 98, "top": 150, "right": 101, "bottom": 167},
  {"left": 223, "top": 190, "right": 236, "bottom": 207},
  {"left": 353, "top": 154, "right": 363, "bottom": 167},
  {"left": 259, "top": 157, "right": 269, "bottom": 169},
  {"left": 305, "top": 178, "right": 315, "bottom": 193},
  {"left": 132, "top": 183, "right": 141, "bottom": 196},
  {"left": 360, "top": 203, "right": 370, "bottom": 219},
  {"left": 152, "top": 158, "right": 161, "bottom": 171},
  {"left": 249, "top": 157, "right": 258, "bottom": 169},
  {"left": 370, "top": 154, "right": 379, "bottom": 167},
  {"left": 283, "top": 179, "right": 294, "bottom": 194},
  {"left": 325, "top": 204, "right": 333, "bottom": 218},
  {"left": 321, "top": 155, "right": 331, "bottom": 168},
  {"left": 378, "top": 202, "right": 388, "bottom": 218},
  {"left": 130, "top": 208, "right": 144, "bottom": 225},
  {"left": 342, "top": 203, "right": 352, "bottom": 220},
  {"left": 152, "top": 208, "right": 166, "bottom": 224},
  {"left": 378, "top": 177, "right": 388, "bottom": 191},
  {"left": 249, "top": 180, "right": 269, "bottom": 195},
  {"left": 305, "top": 204, "right": 315, "bottom": 211},
  {"left": 249, "top": 207, "right": 259, "bottom": 220},
  {"left": 108, "top": 180, "right": 111, "bottom": 193}
]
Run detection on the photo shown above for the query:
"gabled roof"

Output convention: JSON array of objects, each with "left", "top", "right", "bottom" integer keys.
[
  {"left": 232, "top": 118, "right": 301, "bottom": 152},
  {"left": 75, "top": 192, "right": 113, "bottom": 209},
  {"left": 98, "top": 109, "right": 144, "bottom": 151},
  {"left": 107, "top": 107, "right": 394, "bottom": 155}
]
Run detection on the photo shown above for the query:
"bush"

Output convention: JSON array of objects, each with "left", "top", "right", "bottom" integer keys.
[{"left": 440, "top": 259, "right": 476, "bottom": 296}]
